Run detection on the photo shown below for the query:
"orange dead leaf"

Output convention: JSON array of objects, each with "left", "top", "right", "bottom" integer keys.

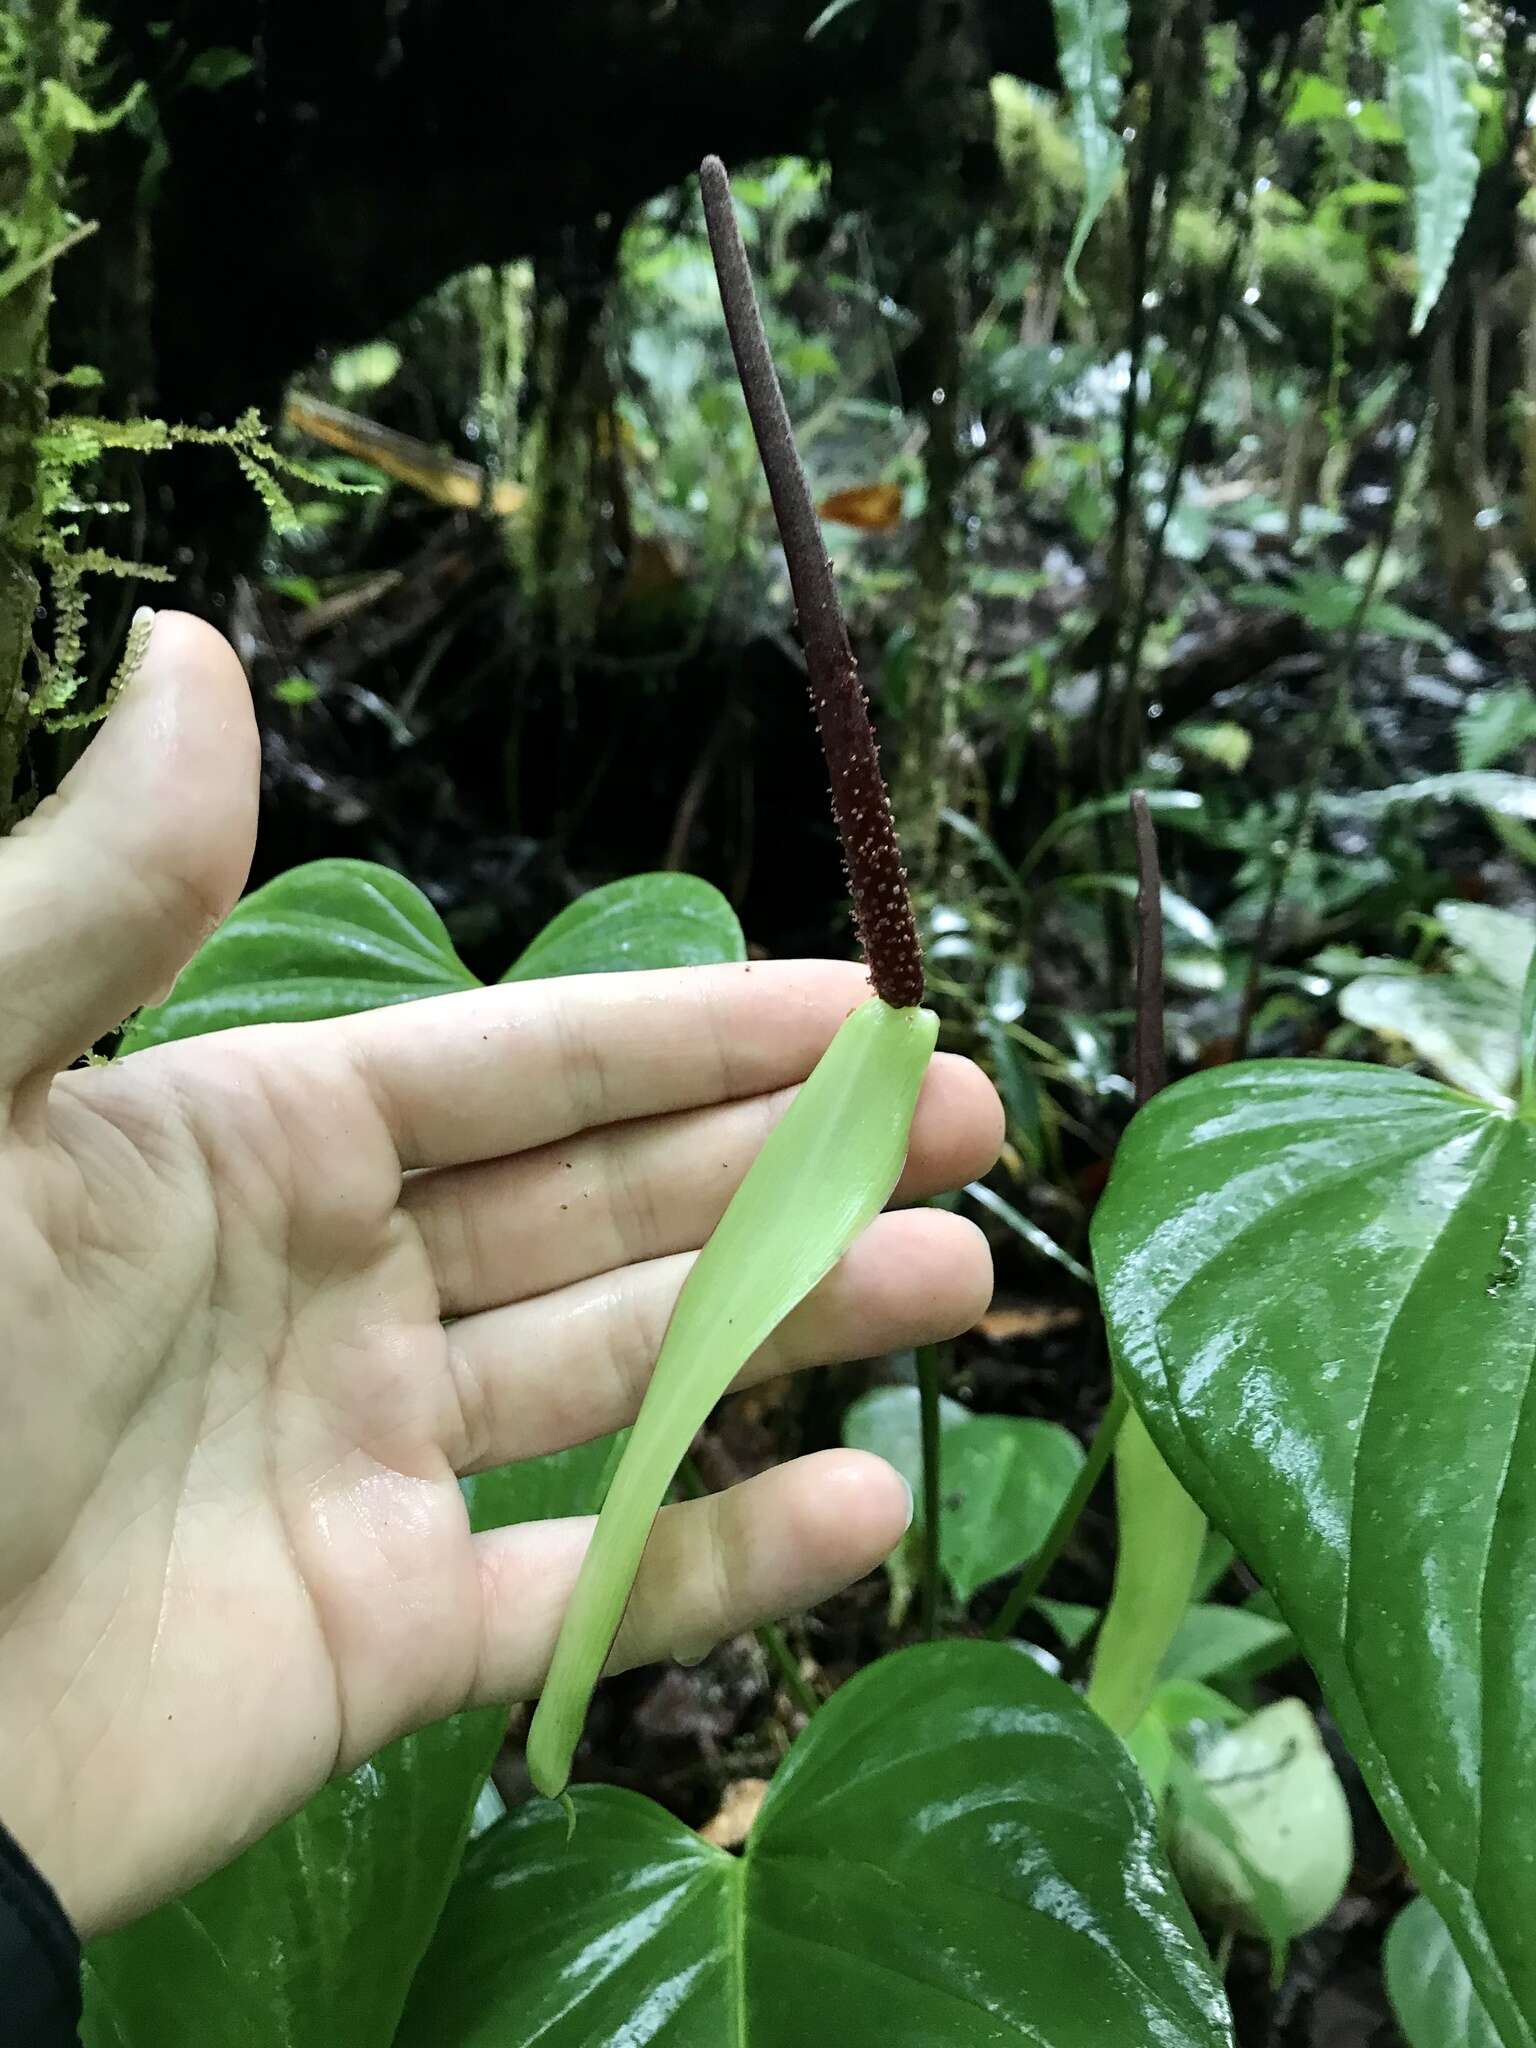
[
  {"left": 977, "top": 1303, "right": 1088, "bottom": 1343},
  {"left": 698, "top": 1776, "right": 770, "bottom": 1849},
  {"left": 817, "top": 481, "right": 902, "bottom": 531}
]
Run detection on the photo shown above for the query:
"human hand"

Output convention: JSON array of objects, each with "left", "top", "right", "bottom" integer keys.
[{"left": 0, "top": 614, "right": 1001, "bottom": 1936}]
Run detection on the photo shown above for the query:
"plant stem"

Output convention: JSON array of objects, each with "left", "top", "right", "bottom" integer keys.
[
  {"left": 700, "top": 155, "right": 924, "bottom": 1010},
  {"left": 1232, "top": 400, "right": 1430, "bottom": 1058},
  {"left": 1129, "top": 791, "right": 1166, "bottom": 1108},
  {"left": 1086, "top": 794, "right": 1206, "bottom": 1736},
  {"left": 917, "top": 1343, "right": 945, "bottom": 1640},
  {"left": 758, "top": 1620, "right": 821, "bottom": 1721},
  {"left": 986, "top": 1376, "right": 1128, "bottom": 1642}
]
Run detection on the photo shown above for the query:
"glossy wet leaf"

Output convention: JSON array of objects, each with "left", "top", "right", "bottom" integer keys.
[
  {"left": 1386, "top": 0, "right": 1480, "bottom": 332},
  {"left": 843, "top": 1389, "right": 1085, "bottom": 1603},
  {"left": 526, "top": 998, "right": 937, "bottom": 1795},
  {"left": 501, "top": 872, "right": 744, "bottom": 980},
  {"left": 1439, "top": 902, "right": 1536, "bottom": 994},
  {"left": 942, "top": 1413, "right": 1086, "bottom": 1603},
  {"left": 1325, "top": 770, "right": 1536, "bottom": 821},
  {"left": 122, "top": 858, "right": 477, "bottom": 1050},
  {"left": 127, "top": 864, "right": 746, "bottom": 1053},
  {"left": 1093, "top": 1059, "right": 1536, "bottom": 2047},
  {"left": 1050, "top": 0, "right": 1128, "bottom": 294},
  {"left": 82, "top": 1713, "right": 503, "bottom": 2048},
  {"left": 841, "top": 1382, "right": 969, "bottom": 1517},
  {"left": 1340, "top": 969, "right": 1518, "bottom": 1105},
  {"left": 1038, "top": 1600, "right": 1293, "bottom": 1689},
  {"left": 1386, "top": 1896, "right": 1501, "bottom": 2048},
  {"left": 402, "top": 1642, "right": 1234, "bottom": 2048}
]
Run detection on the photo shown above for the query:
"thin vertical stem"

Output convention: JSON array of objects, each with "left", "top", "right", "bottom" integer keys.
[
  {"left": 917, "top": 1343, "right": 944, "bottom": 1640},
  {"left": 1130, "top": 790, "right": 1166, "bottom": 1107},
  {"left": 986, "top": 1375, "right": 1128, "bottom": 1642},
  {"left": 757, "top": 1620, "right": 821, "bottom": 1722},
  {"left": 1085, "top": 795, "right": 1207, "bottom": 1737}
]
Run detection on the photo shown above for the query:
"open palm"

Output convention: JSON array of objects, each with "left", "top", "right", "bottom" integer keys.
[{"left": 0, "top": 615, "right": 1000, "bottom": 1937}]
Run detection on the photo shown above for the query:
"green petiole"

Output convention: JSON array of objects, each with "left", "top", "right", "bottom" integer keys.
[
  {"left": 1084, "top": 1404, "right": 1206, "bottom": 1736},
  {"left": 1085, "top": 792, "right": 1206, "bottom": 1736},
  {"left": 526, "top": 994, "right": 936, "bottom": 1798}
]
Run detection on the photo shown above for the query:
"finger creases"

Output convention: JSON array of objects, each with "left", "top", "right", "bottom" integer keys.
[
  {"left": 468, "top": 1450, "right": 910, "bottom": 1707},
  {"left": 408, "top": 1050, "right": 1002, "bottom": 1319},
  {"left": 443, "top": 1207, "right": 993, "bottom": 1472}
]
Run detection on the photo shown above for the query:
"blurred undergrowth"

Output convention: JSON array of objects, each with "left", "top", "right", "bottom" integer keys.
[{"left": 8, "top": 0, "right": 1536, "bottom": 1280}]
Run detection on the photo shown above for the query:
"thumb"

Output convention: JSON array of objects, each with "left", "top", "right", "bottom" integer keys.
[{"left": 0, "top": 609, "right": 259, "bottom": 1093}]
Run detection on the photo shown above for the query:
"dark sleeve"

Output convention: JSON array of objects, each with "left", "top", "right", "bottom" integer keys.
[{"left": 0, "top": 1817, "right": 81, "bottom": 2045}]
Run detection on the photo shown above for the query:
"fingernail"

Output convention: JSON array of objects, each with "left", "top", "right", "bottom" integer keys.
[
  {"left": 123, "top": 606, "right": 156, "bottom": 679},
  {"left": 898, "top": 1473, "right": 915, "bottom": 1532}
]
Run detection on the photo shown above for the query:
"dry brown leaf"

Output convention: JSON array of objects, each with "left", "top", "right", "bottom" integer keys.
[
  {"left": 698, "top": 1776, "right": 770, "bottom": 1848},
  {"left": 977, "top": 1303, "right": 1087, "bottom": 1343},
  {"left": 817, "top": 481, "right": 902, "bottom": 530}
]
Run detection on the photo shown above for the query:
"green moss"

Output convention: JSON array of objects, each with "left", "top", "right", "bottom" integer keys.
[{"left": 991, "top": 75, "right": 1085, "bottom": 207}]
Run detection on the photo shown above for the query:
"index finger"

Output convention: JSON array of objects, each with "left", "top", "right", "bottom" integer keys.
[{"left": 332, "top": 958, "right": 881, "bottom": 1169}]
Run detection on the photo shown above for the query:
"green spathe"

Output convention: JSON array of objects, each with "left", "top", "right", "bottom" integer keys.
[{"left": 527, "top": 994, "right": 938, "bottom": 1797}]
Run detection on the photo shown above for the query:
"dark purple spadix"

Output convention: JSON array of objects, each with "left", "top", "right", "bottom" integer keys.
[{"left": 700, "top": 154, "right": 925, "bottom": 1012}]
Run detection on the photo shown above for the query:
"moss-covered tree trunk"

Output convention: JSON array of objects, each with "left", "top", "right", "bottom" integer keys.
[{"left": 0, "top": 0, "right": 78, "bottom": 827}]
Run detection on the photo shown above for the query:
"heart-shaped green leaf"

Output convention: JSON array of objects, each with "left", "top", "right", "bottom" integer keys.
[
  {"left": 840, "top": 1382, "right": 970, "bottom": 1529},
  {"left": 1337, "top": 900, "right": 1532, "bottom": 1108},
  {"left": 502, "top": 872, "right": 745, "bottom": 980},
  {"left": 125, "top": 865, "right": 747, "bottom": 1054},
  {"left": 1387, "top": 1896, "right": 1501, "bottom": 2048},
  {"left": 1340, "top": 970, "right": 1518, "bottom": 1105},
  {"left": 1437, "top": 903, "right": 1534, "bottom": 995},
  {"left": 942, "top": 1414, "right": 1087, "bottom": 1603},
  {"left": 1093, "top": 1060, "right": 1536, "bottom": 2048},
  {"left": 82, "top": 1711, "right": 504, "bottom": 2048},
  {"left": 400, "top": 1641, "right": 1234, "bottom": 2047},
  {"left": 122, "top": 858, "right": 478, "bottom": 1051},
  {"left": 842, "top": 1387, "right": 1085, "bottom": 1604},
  {"left": 1039, "top": 1600, "right": 1294, "bottom": 1688}
]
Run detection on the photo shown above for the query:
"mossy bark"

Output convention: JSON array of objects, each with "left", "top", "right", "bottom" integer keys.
[{"left": 0, "top": 0, "right": 79, "bottom": 827}]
